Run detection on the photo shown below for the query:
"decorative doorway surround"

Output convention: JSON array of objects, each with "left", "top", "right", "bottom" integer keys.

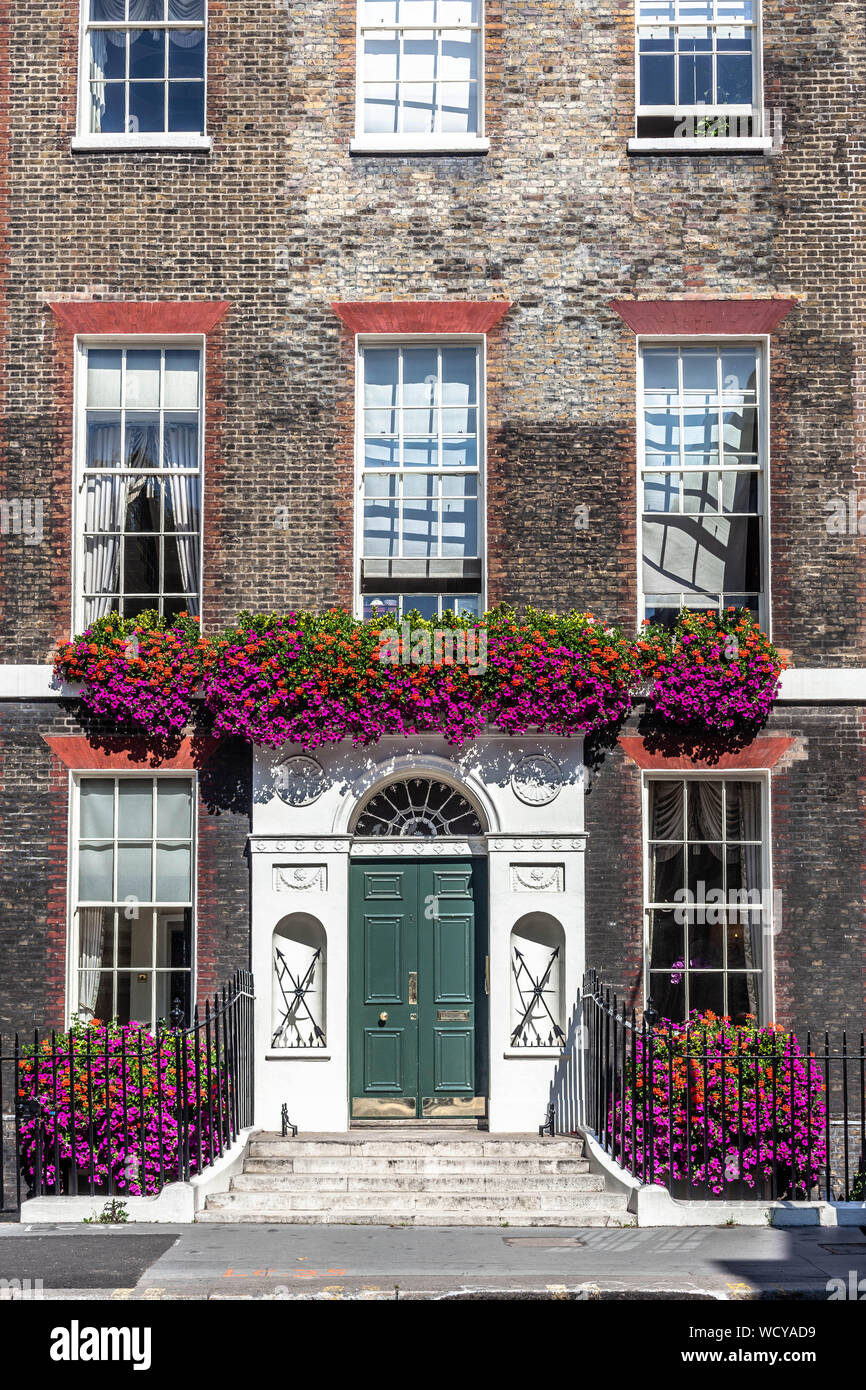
[{"left": 249, "top": 734, "right": 587, "bottom": 1132}]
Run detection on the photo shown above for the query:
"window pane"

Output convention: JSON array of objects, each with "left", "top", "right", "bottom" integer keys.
[
  {"left": 124, "top": 534, "right": 161, "bottom": 592},
  {"left": 364, "top": 475, "right": 398, "bottom": 555},
  {"left": 441, "top": 474, "right": 477, "bottom": 555},
  {"left": 164, "top": 350, "right": 200, "bottom": 408},
  {"left": 649, "top": 844, "right": 684, "bottom": 902},
  {"left": 364, "top": 350, "right": 399, "bottom": 406},
  {"left": 78, "top": 907, "right": 113, "bottom": 972},
  {"left": 125, "top": 475, "right": 161, "bottom": 532},
  {"left": 169, "top": 0, "right": 205, "bottom": 17},
  {"left": 721, "top": 350, "right": 758, "bottom": 394},
  {"left": 364, "top": 595, "right": 400, "bottom": 621},
  {"left": 402, "top": 593, "right": 439, "bottom": 620},
  {"left": 125, "top": 350, "right": 161, "bottom": 408},
  {"left": 402, "top": 348, "right": 438, "bottom": 407},
  {"left": 168, "top": 28, "right": 205, "bottom": 78},
  {"left": 364, "top": 35, "right": 399, "bottom": 81},
  {"left": 643, "top": 349, "right": 678, "bottom": 392},
  {"left": 92, "top": 0, "right": 131, "bottom": 17},
  {"left": 163, "top": 473, "right": 200, "bottom": 536},
  {"left": 91, "top": 82, "right": 126, "bottom": 133},
  {"left": 129, "top": 81, "right": 166, "bottom": 132},
  {"left": 682, "top": 471, "right": 717, "bottom": 513},
  {"left": 118, "top": 913, "right": 155, "bottom": 968},
  {"left": 721, "top": 471, "right": 758, "bottom": 514},
  {"left": 86, "top": 414, "right": 123, "bottom": 469},
  {"left": 80, "top": 780, "right": 115, "bottom": 838},
  {"left": 648, "top": 908, "right": 683, "bottom": 969},
  {"left": 117, "top": 844, "right": 152, "bottom": 901},
  {"left": 118, "top": 780, "right": 153, "bottom": 838},
  {"left": 163, "top": 414, "right": 199, "bottom": 469},
  {"left": 678, "top": 51, "right": 713, "bottom": 105},
  {"left": 79, "top": 844, "right": 114, "bottom": 901},
  {"left": 688, "top": 917, "right": 724, "bottom": 969},
  {"left": 364, "top": 84, "right": 399, "bottom": 133},
  {"left": 124, "top": 414, "right": 160, "bottom": 470},
  {"left": 91, "top": 29, "right": 127, "bottom": 81},
  {"left": 688, "top": 972, "right": 724, "bottom": 1017},
  {"left": 639, "top": 53, "right": 675, "bottom": 105},
  {"left": 401, "top": 84, "right": 435, "bottom": 133},
  {"left": 401, "top": 473, "right": 437, "bottom": 556},
  {"left": 156, "top": 780, "right": 192, "bottom": 837},
  {"left": 87, "top": 350, "right": 122, "bottom": 408},
  {"left": 644, "top": 473, "right": 679, "bottom": 512},
  {"left": 130, "top": 0, "right": 166, "bottom": 18},
  {"left": 156, "top": 908, "right": 192, "bottom": 967},
  {"left": 156, "top": 843, "right": 191, "bottom": 900},
  {"left": 168, "top": 82, "right": 205, "bottom": 131},
  {"left": 403, "top": 437, "right": 438, "bottom": 468},
  {"left": 440, "top": 30, "right": 477, "bottom": 81},
  {"left": 441, "top": 348, "right": 476, "bottom": 404},
  {"left": 717, "top": 52, "right": 752, "bottom": 105},
  {"left": 129, "top": 28, "right": 165, "bottom": 79}
]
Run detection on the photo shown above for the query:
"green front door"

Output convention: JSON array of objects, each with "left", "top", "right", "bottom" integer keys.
[{"left": 349, "top": 860, "right": 486, "bottom": 1119}]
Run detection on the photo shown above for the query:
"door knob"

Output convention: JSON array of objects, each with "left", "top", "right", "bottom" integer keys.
[{"left": 379, "top": 1011, "right": 389, "bottom": 1023}]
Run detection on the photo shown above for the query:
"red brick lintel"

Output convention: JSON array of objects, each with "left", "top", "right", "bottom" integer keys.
[
  {"left": 330, "top": 301, "right": 512, "bottom": 334},
  {"left": 618, "top": 736, "right": 796, "bottom": 771},
  {"left": 609, "top": 298, "right": 798, "bottom": 336},
  {"left": 47, "top": 301, "right": 232, "bottom": 335},
  {"left": 43, "top": 735, "right": 218, "bottom": 770}
]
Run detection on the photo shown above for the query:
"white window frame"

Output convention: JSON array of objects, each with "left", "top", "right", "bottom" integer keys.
[
  {"left": 629, "top": 0, "right": 771, "bottom": 154},
  {"left": 350, "top": 1, "right": 489, "bottom": 155},
  {"left": 72, "top": 0, "right": 212, "bottom": 152},
  {"left": 641, "top": 770, "right": 775, "bottom": 1024},
  {"left": 66, "top": 770, "right": 197, "bottom": 1030},
  {"left": 635, "top": 334, "right": 772, "bottom": 635},
  {"left": 72, "top": 333, "right": 206, "bottom": 635},
  {"left": 353, "top": 333, "right": 487, "bottom": 620}
]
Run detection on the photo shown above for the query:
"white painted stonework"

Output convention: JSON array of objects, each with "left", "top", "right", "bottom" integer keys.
[{"left": 249, "top": 733, "right": 587, "bottom": 1133}]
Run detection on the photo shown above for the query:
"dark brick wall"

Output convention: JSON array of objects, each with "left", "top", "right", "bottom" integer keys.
[
  {"left": 584, "top": 706, "right": 866, "bottom": 1036},
  {"left": 0, "top": 704, "right": 250, "bottom": 1031},
  {"left": 0, "top": 2, "right": 863, "bottom": 662}
]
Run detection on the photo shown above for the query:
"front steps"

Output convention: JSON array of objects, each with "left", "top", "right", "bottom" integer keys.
[{"left": 199, "top": 1131, "right": 632, "bottom": 1226}]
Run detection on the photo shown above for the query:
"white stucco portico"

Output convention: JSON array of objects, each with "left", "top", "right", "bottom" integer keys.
[{"left": 249, "top": 733, "right": 586, "bottom": 1133}]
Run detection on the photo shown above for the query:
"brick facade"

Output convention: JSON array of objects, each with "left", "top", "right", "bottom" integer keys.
[{"left": 0, "top": 2, "right": 864, "bottom": 1031}]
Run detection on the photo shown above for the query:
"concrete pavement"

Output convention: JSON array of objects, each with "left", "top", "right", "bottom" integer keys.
[{"left": 1, "top": 1222, "right": 866, "bottom": 1300}]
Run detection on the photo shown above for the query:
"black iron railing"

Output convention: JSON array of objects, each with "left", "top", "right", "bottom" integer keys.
[
  {"left": 0, "top": 970, "right": 254, "bottom": 1213},
  {"left": 582, "top": 969, "right": 865, "bottom": 1203}
]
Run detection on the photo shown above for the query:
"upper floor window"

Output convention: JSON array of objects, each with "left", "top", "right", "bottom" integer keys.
[
  {"left": 353, "top": 1, "right": 488, "bottom": 154},
  {"left": 634, "top": 0, "right": 765, "bottom": 147},
  {"left": 77, "top": 344, "right": 203, "bottom": 627},
  {"left": 639, "top": 342, "right": 765, "bottom": 628},
  {"left": 357, "top": 341, "right": 483, "bottom": 620},
  {"left": 78, "top": 1, "right": 207, "bottom": 146}
]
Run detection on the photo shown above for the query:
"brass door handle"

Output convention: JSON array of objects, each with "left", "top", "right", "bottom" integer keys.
[{"left": 379, "top": 1011, "right": 389, "bottom": 1023}]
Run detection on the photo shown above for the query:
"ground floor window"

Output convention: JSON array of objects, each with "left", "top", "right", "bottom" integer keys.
[
  {"left": 73, "top": 775, "right": 195, "bottom": 1029},
  {"left": 644, "top": 776, "right": 765, "bottom": 1023}
]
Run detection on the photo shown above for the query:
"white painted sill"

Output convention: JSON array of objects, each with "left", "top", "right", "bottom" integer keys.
[
  {"left": 350, "top": 134, "right": 489, "bottom": 156},
  {"left": 265, "top": 1051, "right": 331, "bottom": 1061},
  {"left": 503, "top": 1048, "right": 570, "bottom": 1060},
  {"left": 628, "top": 136, "right": 773, "bottom": 154},
  {"left": 71, "top": 133, "right": 212, "bottom": 153}
]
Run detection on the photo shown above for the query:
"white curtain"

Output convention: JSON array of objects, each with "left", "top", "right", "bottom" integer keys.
[
  {"left": 88, "top": 19, "right": 126, "bottom": 134},
  {"left": 84, "top": 475, "right": 128, "bottom": 620},
  {"left": 164, "top": 422, "right": 201, "bottom": 615},
  {"left": 78, "top": 909, "right": 107, "bottom": 1019}
]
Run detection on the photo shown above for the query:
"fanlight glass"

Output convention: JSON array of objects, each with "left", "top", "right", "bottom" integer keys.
[{"left": 355, "top": 777, "right": 483, "bottom": 837}]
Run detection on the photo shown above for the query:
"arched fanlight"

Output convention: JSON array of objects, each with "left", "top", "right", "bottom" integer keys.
[{"left": 355, "top": 778, "right": 484, "bottom": 838}]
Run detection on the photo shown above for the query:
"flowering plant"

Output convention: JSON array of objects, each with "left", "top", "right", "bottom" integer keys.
[
  {"left": 18, "top": 1019, "right": 226, "bottom": 1196},
  {"left": 56, "top": 606, "right": 641, "bottom": 749},
  {"left": 609, "top": 1011, "right": 827, "bottom": 1197},
  {"left": 640, "top": 609, "right": 783, "bottom": 732},
  {"left": 54, "top": 610, "right": 209, "bottom": 738}
]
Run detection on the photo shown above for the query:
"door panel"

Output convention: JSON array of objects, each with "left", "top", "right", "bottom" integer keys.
[{"left": 350, "top": 859, "right": 483, "bottom": 1118}]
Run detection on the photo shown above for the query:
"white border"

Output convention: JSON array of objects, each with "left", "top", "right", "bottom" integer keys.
[
  {"left": 635, "top": 334, "right": 772, "bottom": 637},
  {"left": 75, "top": 0, "right": 210, "bottom": 149},
  {"left": 66, "top": 768, "right": 198, "bottom": 1029},
  {"left": 352, "top": 332, "right": 487, "bottom": 620},
  {"left": 640, "top": 768, "right": 774, "bottom": 1023},
  {"left": 71, "top": 332, "right": 207, "bottom": 636}
]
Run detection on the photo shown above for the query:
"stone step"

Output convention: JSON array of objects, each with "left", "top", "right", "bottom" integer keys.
[
  {"left": 230, "top": 1172, "right": 606, "bottom": 1194},
  {"left": 249, "top": 1139, "right": 584, "bottom": 1160},
  {"left": 205, "top": 1188, "right": 621, "bottom": 1213},
  {"left": 197, "top": 1208, "right": 624, "bottom": 1227},
  {"left": 243, "top": 1155, "right": 591, "bottom": 1176}
]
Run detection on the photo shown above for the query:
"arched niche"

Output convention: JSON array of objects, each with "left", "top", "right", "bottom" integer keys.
[
  {"left": 271, "top": 913, "right": 326, "bottom": 1049},
  {"left": 510, "top": 912, "right": 566, "bottom": 1049}
]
